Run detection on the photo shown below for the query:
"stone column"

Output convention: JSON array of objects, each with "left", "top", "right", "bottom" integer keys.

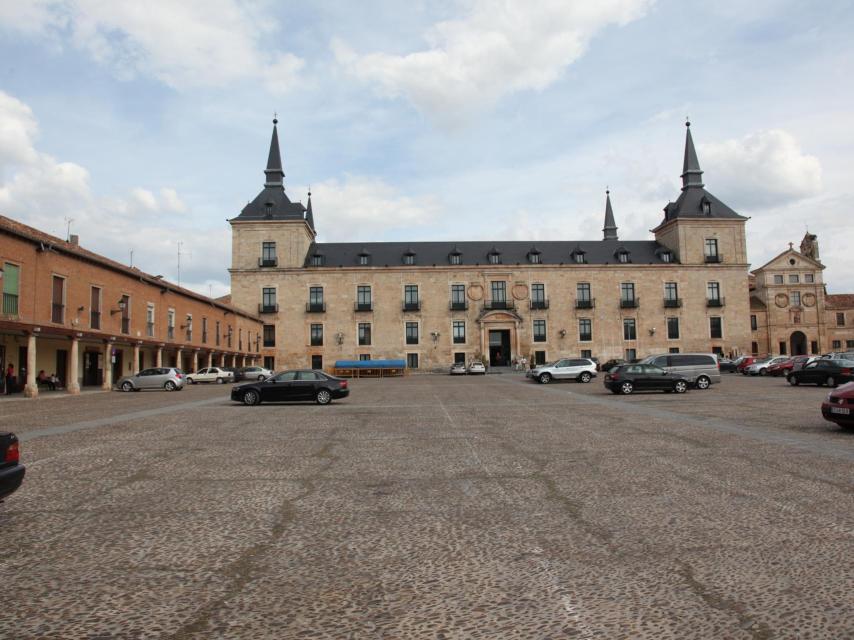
[
  {"left": 207, "top": 351, "right": 213, "bottom": 368},
  {"left": 23, "top": 333, "right": 38, "bottom": 398},
  {"left": 156, "top": 347, "right": 163, "bottom": 367},
  {"left": 67, "top": 337, "right": 81, "bottom": 395},
  {"left": 176, "top": 348, "right": 184, "bottom": 371},
  {"left": 133, "top": 343, "right": 141, "bottom": 375},
  {"left": 102, "top": 342, "right": 113, "bottom": 390},
  {"left": 192, "top": 350, "right": 198, "bottom": 373}
]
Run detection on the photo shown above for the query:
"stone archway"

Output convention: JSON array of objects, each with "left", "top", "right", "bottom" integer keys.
[
  {"left": 477, "top": 310, "right": 522, "bottom": 366},
  {"left": 790, "top": 331, "right": 807, "bottom": 356}
]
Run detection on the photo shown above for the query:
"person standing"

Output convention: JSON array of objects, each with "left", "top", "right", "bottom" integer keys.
[{"left": 5, "top": 363, "right": 15, "bottom": 395}]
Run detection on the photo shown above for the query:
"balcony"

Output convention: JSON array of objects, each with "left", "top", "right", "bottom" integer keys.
[
  {"left": 663, "top": 298, "right": 682, "bottom": 308},
  {"left": 620, "top": 298, "right": 639, "bottom": 309},
  {"left": 529, "top": 299, "right": 549, "bottom": 310},
  {"left": 263, "top": 339, "right": 275, "bottom": 348},
  {"left": 121, "top": 318, "right": 130, "bottom": 334},
  {"left": 167, "top": 327, "right": 175, "bottom": 340},
  {"left": 704, "top": 254, "right": 723, "bottom": 264},
  {"left": 202, "top": 332, "right": 208, "bottom": 344},
  {"left": 259, "top": 303, "right": 279, "bottom": 314},
  {"left": 354, "top": 302, "right": 373, "bottom": 312},
  {"left": 579, "top": 333, "right": 593, "bottom": 342},
  {"left": 186, "top": 331, "right": 193, "bottom": 342},
  {"left": 2, "top": 293, "right": 18, "bottom": 316},
  {"left": 90, "top": 311, "right": 101, "bottom": 329},
  {"left": 51, "top": 303, "right": 64, "bottom": 323},
  {"left": 403, "top": 301, "right": 421, "bottom": 312},
  {"left": 453, "top": 336, "right": 465, "bottom": 344},
  {"left": 575, "top": 299, "right": 595, "bottom": 310},
  {"left": 306, "top": 302, "right": 326, "bottom": 313},
  {"left": 484, "top": 300, "right": 514, "bottom": 311},
  {"left": 147, "top": 322, "right": 155, "bottom": 337},
  {"left": 258, "top": 257, "right": 278, "bottom": 267},
  {"left": 310, "top": 337, "right": 323, "bottom": 347},
  {"left": 706, "top": 297, "right": 726, "bottom": 308},
  {"left": 449, "top": 301, "right": 468, "bottom": 311}
]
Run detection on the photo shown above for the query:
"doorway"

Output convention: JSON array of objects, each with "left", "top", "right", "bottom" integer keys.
[
  {"left": 55, "top": 349, "right": 68, "bottom": 388},
  {"left": 83, "top": 350, "right": 101, "bottom": 386},
  {"left": 18, "top": 346, "right": 28, "bottom": 387},
  {"left": 790, "top": 331, "right": 807, "bottom": 356},
  {"left": 111, "top": 349, "right": 123, "bottom": 385},
  {"left": 488, "top": 330, "right": 511, "bottom": 366}
]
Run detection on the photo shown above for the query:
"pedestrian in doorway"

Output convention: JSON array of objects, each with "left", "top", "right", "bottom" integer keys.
[{"left": 5, "top": 363, "right": 14, "bottom": 394}]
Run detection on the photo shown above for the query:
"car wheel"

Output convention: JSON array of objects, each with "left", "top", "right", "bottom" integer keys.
[
  {"left": 538, "top": 373, "right": 552, "bottom": 384},
  {"left": 827, "top": 376, "right": 837, "bottom": 388},
  {"left": 243, "top": 390, "right": 260, "bottom": 406},
  {"left": 759, "top": 368, "right": 767, "bottom": 376},
  {"left": 186, "top": 377, "right": 194, "bottom": 385},
  {"left": 579, "top": 372, "right": 592, "bottom": 383},
  {"left": 121, "top": 381, "right": 133, "bottom": 392},
  {"left": 316, "top": 389, "right": 332, "bottom": 405},
  {"left": 787, "top": 375, "right": 799, "bottom": 386},
  {"left": 696, "top": 376, "right": 711, "bottom": 390},
  {"left": 216, "top": 377, "right": 224, "bottom": 384},
  {"left": 674, "top": 380, "right": 688, "bottom": 394},
  {"left": 620, "top": 381, "right": 634, "bottom": 395},
  {"left": 164, "top": 381, "right": 176, "bottom": 391},
  {"left": 258, "top": 375, "right": 265, "bottom": 381}
]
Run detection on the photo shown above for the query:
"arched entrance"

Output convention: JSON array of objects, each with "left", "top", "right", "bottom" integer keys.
[
  {"left": 790, "top": 331, "right": 807, "bottom": 356},
  {"left": 477, "top": 310, "right": 522, "bottom": 367}
]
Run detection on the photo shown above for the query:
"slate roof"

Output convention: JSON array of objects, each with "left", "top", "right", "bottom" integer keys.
[
  {"left": 304, "top": 240, "right": 674, "bottom": 267},
  {"left": 826, "top": 294, "right": 854, "bottom": 310}
]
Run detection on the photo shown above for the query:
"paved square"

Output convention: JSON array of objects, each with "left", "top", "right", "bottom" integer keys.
[{"left": 2, "top": 373, "right": 853, "bottom": 638}]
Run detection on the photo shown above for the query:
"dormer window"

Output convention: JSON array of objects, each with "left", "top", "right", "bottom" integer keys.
[
  {"left": 357, "top": 248, "right": 371, "bottom": 266},
  {"left": 402, "top": 250, "right": 416, "bottom": 265},
  {"left": 309, "top": 253, "right": 325, "bottom": 267},
  {"left": 527, "top": 247, "right": 541, "bottom": 264},
  {"left": 660, "top": 251, "right": 673, "bottom": 263},
  {"left": 615, "top": 248, "right": 631, "bottom": 264},
  {"left": 487, "top": 248, "right": 501, "bottom": 265},
  {"left": 449, "top": 249, "right": 462, "bottom": 265},
  {"left": 701, "top": 196, "right": 712, "bottom": 216},
  {"left": 571, "top": 247, "right": 586, "bottom": 264},
  {"left": 264, "top": 201, "right": 274, "bottom": 218}
]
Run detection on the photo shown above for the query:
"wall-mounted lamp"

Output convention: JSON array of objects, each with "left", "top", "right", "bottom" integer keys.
[
  {"left": 335, "top": 332, "right": 344, "bottom": 345},
  {"left": 77, "top": 305, "right": 85, "bottom": 312},
  {"left": 110, "top": 299, "right": 127, "bottom": 316},
  {"left": 649, "top": 327, "right": 656, "bottom": 336},
  {"left": 430, "top": 331, "right": 441, "bottom": 342},
  {"left": 558, "top": 329, "right": 567, "bottom": 338}
]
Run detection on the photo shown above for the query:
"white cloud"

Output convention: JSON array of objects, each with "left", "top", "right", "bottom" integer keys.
[
  {"left": 333, "top": 0, "right": 652, "bottom": 120},
  {"left": 700, "top": 129, "right": 822, "bottom": 209},
  {"left": 0, "top": 0, "right": 304, "bottom": 92}
]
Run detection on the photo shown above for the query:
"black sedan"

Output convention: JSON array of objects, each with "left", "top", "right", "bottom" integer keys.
[
  {"left": 0, "top": 432, "right": 25, "bottom": 502},
  {"left": 231, "top": 369, "right": 349, "bottom": 405},
  {"left": 603, "top": 364, "right": 690, "bottom": 395},
  {"left": 718, "top": 358, "right": 738, "bottom": 373},
  {"left": 787, "top": 359, "right": 854, "bottom": 388}
]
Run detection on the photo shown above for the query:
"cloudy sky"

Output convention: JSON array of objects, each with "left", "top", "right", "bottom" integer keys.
[{"left": 1, "top": 0, "right": 852, "bottom": 296}]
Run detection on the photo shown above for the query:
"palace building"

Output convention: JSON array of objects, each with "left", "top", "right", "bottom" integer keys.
[{"left": 230, "top": 120, "right": 756, "bottom": 371}]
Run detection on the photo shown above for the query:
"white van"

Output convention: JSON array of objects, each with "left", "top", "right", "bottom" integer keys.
[{"left": 639, "top": 353, "right": 720, "bottom": 389}]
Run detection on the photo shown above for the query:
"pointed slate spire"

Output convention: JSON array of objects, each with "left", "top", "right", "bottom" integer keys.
[
  {"left": 305, "top": 189, "right": 315, "bottom": 232},
  {"left": 681, "top": 120, "right": 704, "bottom": 191},
  {"left": 264, "top": 116, "right": 285, "bottom": 187},
  {"left": 602, "top": 189, "right": 618, "bottom": 240}
]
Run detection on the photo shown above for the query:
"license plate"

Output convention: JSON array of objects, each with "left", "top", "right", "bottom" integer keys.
[{"left": 831, "top": 407, "right": 851, "bottom": 415}]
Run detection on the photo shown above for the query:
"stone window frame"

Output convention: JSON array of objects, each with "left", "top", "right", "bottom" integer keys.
[
  {"left": 666, "top": 316, "right": 680, "bottom": 340},
  {"left": 451, "top": 320, "right": 466, "bottom": 344},
  {"left": 357, "top": 322, "right": 372, "bottom": 346},
  {"left": 533, "top": 319, "right": 547, "bottom": 343},
  {"left": 309, "top": 323, "right": 324, "bottom": 347},
  {"left": 578, "top": 318, "right": 593, "bottom": 342},
  {"left": 709, "top": 316, "right": 724, "bottom": 340},
  {"left": 404, "top": 321, "right": 420, "bottom": 345},
  {"left": 623, "top": 318, "right": 637, "bottom": 341}
]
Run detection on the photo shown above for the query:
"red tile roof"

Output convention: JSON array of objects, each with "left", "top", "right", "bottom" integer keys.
[{"left": 826, "top": 294, "right": 854, "bottom": 310}]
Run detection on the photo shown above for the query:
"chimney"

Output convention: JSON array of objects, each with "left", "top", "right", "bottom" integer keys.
[{"left": 69, "top": 234, "right": 79, "bottom": 246}]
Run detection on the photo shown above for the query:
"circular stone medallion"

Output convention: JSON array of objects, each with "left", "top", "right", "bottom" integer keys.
[
  {"left": 467, "top": 284, "right": 483, "bottom": 301},
  {"left": 774, "top": 293, "right": 789, "bottom": 308}
]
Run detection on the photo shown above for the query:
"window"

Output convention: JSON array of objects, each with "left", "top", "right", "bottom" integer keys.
[
  {"left": 89, "top": 286, "right": 101, "bottom": 329},
  {"left": 573, "top": 251, "right": 586, "bottom": 264},
  {"left": 620, "top": 282, "right": 636, "bottom": 304},
  {"left": 311, "top": 355, "right": 323, "bottom": 370},
  {"left": 667, "top": 317, "right": 680, "bottom": 340},
  {"left": 773, "top": 275, "right": 784, "bottom": 284},
  {"left": 837, "top": 313, "right": 845, "bottom": 327},
  {"left": 529, "top": 252, "right": 541, "bottom": 264},
  {"left": 491, "top": 281, "right": 507, "bottom": 304},
  {"left": 51, "top": 275, "right": 65, "bottom": 323},
  {"left": 707, "top": 282, "right": 721, "bottom": 302},
  {"left": 262, "top": 287, "right": 277, "bottom": 313},
  {"left": 263, "top": 356, "right": 275, "bottom": 370},
  {"left": 407, "top": 353, "right": 419, "bottom": 369},
  {"left": 167, "top": 309, "right": 175, "bottom": 340},
  {"left": 832, "top": 340, "right": 842, "bottom": 349},
  {"left": 309, "top": 254, "right": 324, "bottom": 267},
  {"left": 664, "top": 282, "right": 679, "bottom": 307},
  {"left": 789, "top": 274, "right": 799, "bottom": 284},
  {"left": 359, "top": 354, "right": 371, "bottom": 361},
  {"left": 710, "top": 316, "right": 723, "bottom": 339},
  {"left": 576, "top": 283, "right": 592, "bottom": 308},
  {"left": 847, "top": 340, "right": 854, "bottom": 349},
  {"left": 580, "top": 349, "right": 592, "bottom": 359},
  {"left": 488, "top": 251, "right": 501, "bottom": 264},
  {"left": 261, "top": 241, "right": 277, "bottom": 266},
  {"left": 227, "top": 325, "right": 233, "bottom": 348},
  {"left": 454, "top": 352, "right": 466, "bottom": 364},
  {"left": 623, "top": 318, "right": 637, "bottom": 341},
  {"left": 451, "top": 284, "right": 466, "bottom": 310},
  {"left": 403, "top": 253, "right": 416, "bottom": 265},
  {"left": 452, "top": 321, "right": 465, "bottom": 344},
  {"left": 804, "top": 273, "right": 814, "bottom": 283},
  {"left": 579, "top": 319, "right": 592, "bottom": 342},
  {"left": 704, "top": 238, "right": 719, "bottom": 259},
  {"left": 310, "top": 324, "right": 323, "bottom": 346},
  {"left": 146, "top": 304, "right": 155, "bottom": 337},
  {"left": 533, "top": 319, "right": 546, "bottom": 342},
  {"left": 660, "top": 251, "right": 673, "bottom": 263},
  {"left": 2, "top": 262, "right": 19, "bottom": 316},
  {"left": 791, "top": 291, "right": 801, "bottom": 307},
  {"left": 215, "top": 320, "right": 221, "bottom": 346},
  {"left": 358, "top": 323, "right": 371, "bottom": 346},
  {"left": 119, "top": 295, "right": 130, "bottom": 334},
  {"left": 449, "top": 252, "right": 462, "bottom": 265},
  {"left": 751, "top": 342, "right": 759, "bottom": 355},
  {"left": 263, "top": 324, "right": 275, "bottom": 347},
  {"left": 625, "top": 348, "right": 637, "bottom": 361},
  {"left": 531, "top": 284, "right": 546, "bottom": 309},
  {"left": 404, "top": 285, "right": 419, "bottom": 310},
  {"left": 358, "top": 254, "right": 370, "bottom": 266},
  {"left": 309, "top": 286, "right": 324, "bottom": 312},
  {"left": 793, "top": 313, "right": 801, "bottom": 324},
  {"left": 534, "top": 351, "right": 546, "bottom": 365},
  {"left": 748, "top": 314, "right": 757, "bottom": 331},
  {"left": 357, "top": 285, "right": 372, "bottom": 310},
  {"left": 617, "top": 251, "right": 629, "bottom": 263},
  {"left": 405, "top": 322, "right": 419, "bottom": 345},
  {"left": 185, "top": 314, "right": 193, "bottom": 342},
  {"left": 202, "top": 318, "right": 208, "bottom": 344},
  {"left": 779, "top": 341, "right": 787, "bottom": 355}
]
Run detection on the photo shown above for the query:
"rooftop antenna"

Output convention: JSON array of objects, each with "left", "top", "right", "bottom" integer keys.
[
  {"left": 63, "top": 217, "right": 74, "bottom": 241},
  {"left": 177, "top": 241, "right": 184, "bottom": 286},
  {"left": 130, "top": 249, "right": 134, "bottom": 268}
]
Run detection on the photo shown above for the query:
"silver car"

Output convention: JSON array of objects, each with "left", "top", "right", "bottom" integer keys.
[
  {"left": 449, "top": 362, "right": 467, "bottom": 375},
  {"left": 117, "top": 367, "right": 186, "bottom": 392},
  {"left": 745, "top": 356, "right": 788, "bottom": 376},
  {"left": 527, "top": 358, "right": 597, "bottom": 384},
  {"left": 641, "top": 353, "right": 720, "bottom": 389}
]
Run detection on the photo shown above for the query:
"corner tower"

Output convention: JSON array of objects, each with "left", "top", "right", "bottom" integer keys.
[{"left": 229, "top": 118, "right": 316, "bottom": 271}]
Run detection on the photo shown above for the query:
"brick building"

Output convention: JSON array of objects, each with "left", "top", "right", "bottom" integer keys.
[
  {"left": 1, "top": 217, "right": 262, "bottom": 397},
  {"left": 230, "top": 120, "right": 754, "bottom": 370}
]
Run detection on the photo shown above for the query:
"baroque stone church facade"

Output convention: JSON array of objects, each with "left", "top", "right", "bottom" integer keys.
[{"left": 229, "top": 119, "right": 770, "bottom": 371}]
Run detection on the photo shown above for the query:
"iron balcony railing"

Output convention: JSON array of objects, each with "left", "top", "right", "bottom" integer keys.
[
  {"left": 259, "top": 303, "right": 279, "bottom": 314},
  {"left": 147, "top": 322, "right": 155, "bottom": 337},
  {"left": 258, "top": 257, "right": 278, "bottom": 267},
  {"left": 121, "top": 318, "right": 130, "bottom": 334},
  {"left": 663, "top": 298, "right": 682, "bottom": 308},
  {"left": 354, "top": 302, "right": 373, "bottom": 312},
  {"left": 484, "top": 300, "right": 514, "bottom": 310},
  {"left": 403, "top": 301, "right": 421, "bottom": 311},
  {"left": 449, "top": 301, "right": 468, "bottom": 311},
  {"left": 704, "top": 254, "right": 723, "bottom": 263},
  {"left": 90, "top": 310, "right": 101, "bottom": 329},
  {"left": 2, "top": 293, "right": 18, "bottom": 316},
  {"left": 51, "top": 303, "right": 64, "bottom": 323},
  {"left": 575, "top": 299, "right": 594, "bottom": 309},
  {"left": 167, "top": 327, "right": 175, "bottom": 340},
  {"left": 306, "top": 302, "right": 326, "bottom": 313},
  {"left": 620, "top": 298, "right": 639, "bottom": 309},
  {"left": 530, "top": 299, "right": 549, "bottom": 310},
  {"left": 706, "top": 297, "right": 726, "bottom": 308}
]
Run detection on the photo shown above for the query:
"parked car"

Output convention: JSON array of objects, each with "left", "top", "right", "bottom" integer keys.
[
  {"left": 527, "top": 358, "right": 597, "bottom": 384},
  {"left": 467, "top": 361, "right": 486, "bottom": 375},
  {"left": 117, "top": 367, "right": 185, "bottom": 392},
  {"left": 0, "top": 432, "right": 25, "bottom": 502},
  {"left": 787, "top": 359, "right": 854, "bottom": 388},
  {"left": 745, "top": 356, "right": 789, "bottom": 376},
  {"left": 735, "top": 356, "right": 757, "bottom": 374},
  {"left": 603, "top": 364, "right": 690, "bottom": 395},
  {"left": 822, "top": 351, "right": 854, "bottom": 361},
  {"left": 186, "top": 366, "right": 234, "bottom": 384},
  {"left": 718, "top": 358, "right": 738, "bottom": 373},
  {"left": 231, "top": 369, "right": 349, "bottom": 405},
  {"left": 449, "top": 362, "right": 467, "bottom": 375},
  {"left": 234, "top": 366, "right": 273, "bottom": 382},
  {"left": 821, "top": 381, "right": 854, "bottom": 430},
  {"left": 600, "top": 359, "right": 626, "bottom": 373},
  {"left": 639, "top": 353, "right": 720, "bottom": 389},
  {"left": 792, "top": 355, "right": 819, "bottom": 371},
  {"left": 766, "top": 358, "right": 794, "bottom": 377}
]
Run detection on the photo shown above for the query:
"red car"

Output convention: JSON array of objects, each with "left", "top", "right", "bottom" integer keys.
[
  {"left": 736, "top": 357, "right": 756, "bottom": 374},
  {"left": 822, "top": 381, "right": 854, "bottom": 430},
  {"left": 767, "top": 358, "right": 794, "bottom": 377}
]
